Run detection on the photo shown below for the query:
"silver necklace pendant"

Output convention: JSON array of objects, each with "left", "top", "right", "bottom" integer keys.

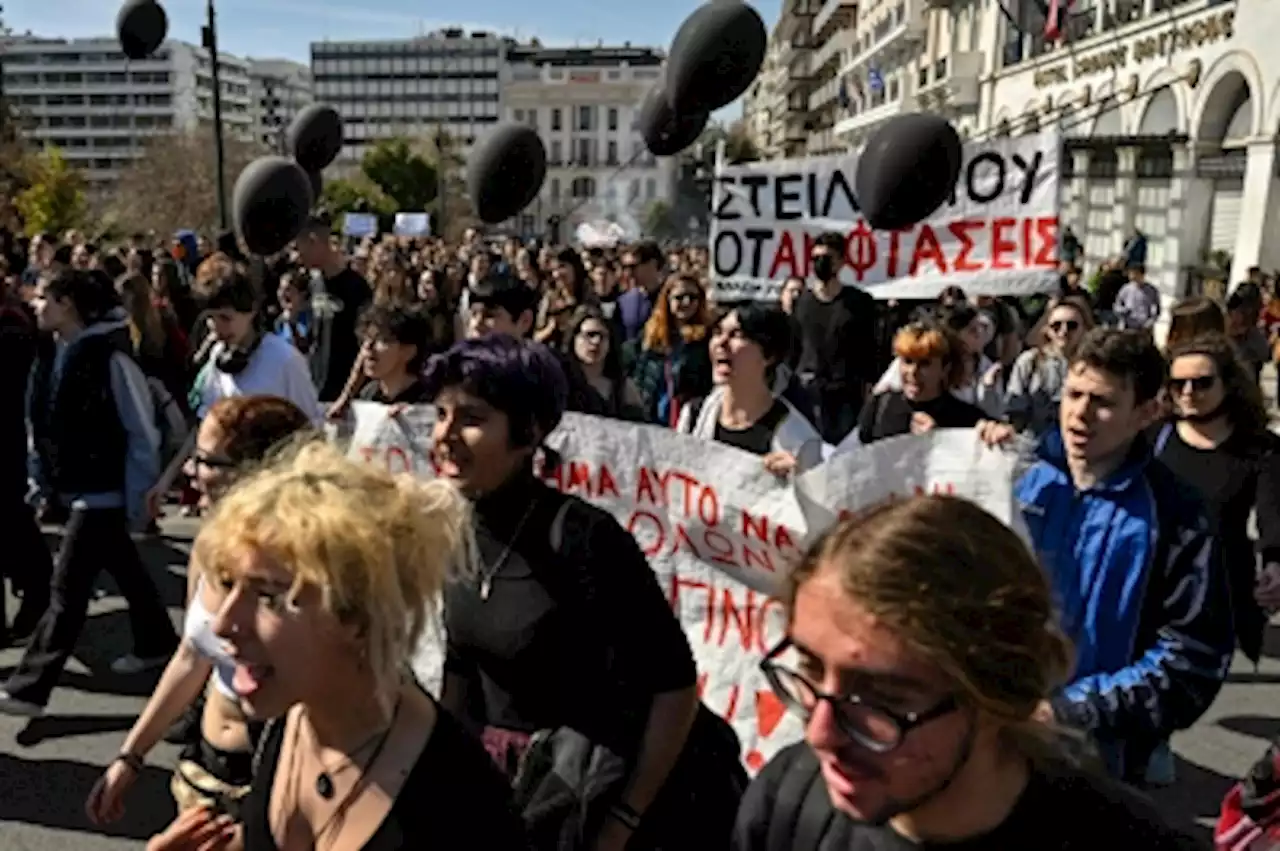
[
  {"left": 479, "top": 575, "right": 493, "bottom": 601},
  {"left": 315, "top": 772, "right": 335, "bottom": 800}
]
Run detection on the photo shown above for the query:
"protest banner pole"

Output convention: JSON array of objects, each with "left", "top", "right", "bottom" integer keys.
[{"left": 203, "top": 0, "right": 229, "bottom": 231}]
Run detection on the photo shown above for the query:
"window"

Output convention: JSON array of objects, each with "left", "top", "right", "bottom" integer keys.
[
  {"left": 551, "top": 107, "right": 562, "bottom": 131},
  {"left": 607, "top": 140, "right": 617, "bottom": 165},
  {"left": 551, "top": 139, "right": 563, "bottom": 164},
  {"left": 607, "top": 107, "right": 618, "bottom": 131},
  {"left": 577, "top": 105, "right": 593, "bottom": 131}
]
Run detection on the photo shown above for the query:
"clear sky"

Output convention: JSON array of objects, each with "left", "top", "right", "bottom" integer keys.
[{"left": 7, "top": 0, "right": 781, "bottom": 120}]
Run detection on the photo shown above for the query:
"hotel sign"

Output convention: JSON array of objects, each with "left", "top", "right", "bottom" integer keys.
[{"left": 1033, "top": 9, "right": 1234, "bottom": 88}]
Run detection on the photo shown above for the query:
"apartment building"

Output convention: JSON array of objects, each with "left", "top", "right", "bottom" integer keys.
[
  {"left": 309, "top": 29, "right": 506, "bottom": 171},
  {"left": 502, "top": 43, "right": 671, "bottom": 236},
  {"left": 807, "top": 0, "right": 858, "bottom": 154},
  {"left": 248, "top": 58, "right": 313, "bottom": 153},
  {"left": 2, "top": 35, "right": 253, "bottom": 186}
]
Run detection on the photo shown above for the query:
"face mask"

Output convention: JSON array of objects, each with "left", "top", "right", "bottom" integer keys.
[{"left": 812, "top": 254, "right": 838, "bottom": 281}]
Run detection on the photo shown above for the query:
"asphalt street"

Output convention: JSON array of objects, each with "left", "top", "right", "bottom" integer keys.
[{"left": 0, "top": 512, "right": 1276, "bottom": 849}]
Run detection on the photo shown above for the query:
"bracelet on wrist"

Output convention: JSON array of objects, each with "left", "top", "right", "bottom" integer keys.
[
  {"left": 608, "top": 803, "right": 642, "bottom": 832},
  {"left": 115, "top": 752, "right": 144, "bottom": 773}
]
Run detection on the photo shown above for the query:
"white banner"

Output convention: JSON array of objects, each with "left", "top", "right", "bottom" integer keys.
[
  {"left": 393, "top": 212, "right": 432, "bottom": 237},
  {"left": 344, "top": 404, "right": 1021, "bottom": 771},
  {"left": 342, "top": 212, "right": 378, "bottom": 238},
  {"left": 709, "top": 130, "right": 1062, "bottom": 302}
]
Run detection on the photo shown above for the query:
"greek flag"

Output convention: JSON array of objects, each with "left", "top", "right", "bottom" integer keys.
[{"left": 868, "top": 65, "right": 885, "bottom": 94}]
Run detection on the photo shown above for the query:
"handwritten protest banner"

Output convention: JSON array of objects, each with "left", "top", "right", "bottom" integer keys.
[
  {"left": 343, "top": 403, "right": 1021, "bottom": 772},
  {"left": 710, "top": 130, "right": 1061, "bottom": 302}
]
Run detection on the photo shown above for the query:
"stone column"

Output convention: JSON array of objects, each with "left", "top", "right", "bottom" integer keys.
[
  {"left": 1113, "top": 146, "right": 1138, "bottom": 243},
  {"left": 1231, "top": 140, "right": 1280, "bottom": 282}
]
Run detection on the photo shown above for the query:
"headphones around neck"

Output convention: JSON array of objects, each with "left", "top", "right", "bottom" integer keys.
[{"left": 215, "top": 331, "right": 264, "bottom": 376}]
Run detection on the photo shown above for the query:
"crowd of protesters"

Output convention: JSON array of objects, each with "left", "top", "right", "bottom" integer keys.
[{"left": 4, "top": 218, "right": 1280, "bottom": 849}]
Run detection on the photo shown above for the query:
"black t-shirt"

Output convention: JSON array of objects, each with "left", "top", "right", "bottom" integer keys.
[
  {"left": 858, "top": 391, "right": 986, "bottom": 445},
  {"left": 712, "top": 399, "right": 789, "bottom": 457},
  {"left": 733, "top": 744, "right": 1201, "bottom": 851},
  {"left": 793, "top": 285, "right": 877, "bottom": 393},
  {"left": 443, "top": 474, "right": 697, "bottom": 756},
  {"left": 241, "top": 696, "right": 527, "bottom": 851},
  {"left": 357, "top": 378, "right": 431, "bottom": 405},
  {"left": 319, "top": 267, "right": 371, "bottom": 402}
]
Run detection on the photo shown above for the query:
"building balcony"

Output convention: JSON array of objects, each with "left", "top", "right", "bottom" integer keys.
[
  {"left": 777, "top": 0, "right": 820, "bottom": 41},
  {"left": 811, "top": 28, "right": 855, "bottom": 75},
  {"left": 834, "top": 93, "right": 916, "bottom": 139},
  {"left": 840, "top": 1, "right": 926, "bottom": 77},
  {"left": 813, "top": 0, "right": 857, "bottom": 37},
  {"left": 913, "top": 50, "right": 982, "bottom": 110}
]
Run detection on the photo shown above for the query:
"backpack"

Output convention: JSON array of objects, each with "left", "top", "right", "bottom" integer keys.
[{"left": 147, "top": 376, "right": 192, "bottom": 469}]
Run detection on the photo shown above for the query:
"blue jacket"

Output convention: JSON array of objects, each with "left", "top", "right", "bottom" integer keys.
[{"left": 1017, "top": 428, "right": 1233, "bottom": 781}]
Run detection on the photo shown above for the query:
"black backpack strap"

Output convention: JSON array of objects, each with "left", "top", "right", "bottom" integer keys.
[{"left": 765, "top": 751, "right": 832, "bottom": 851}]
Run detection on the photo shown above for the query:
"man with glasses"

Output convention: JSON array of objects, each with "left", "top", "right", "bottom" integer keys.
[
  {"left": 616, "top": 240, "right": 664, "bottom": 344},
  {"left": 735, "top": 495, "right": 1198, "bottom": 850}
]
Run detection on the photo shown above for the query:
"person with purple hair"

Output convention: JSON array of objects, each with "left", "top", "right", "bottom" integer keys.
[{"left": 423, "top": 333, "right": 744, "bottom": 850}]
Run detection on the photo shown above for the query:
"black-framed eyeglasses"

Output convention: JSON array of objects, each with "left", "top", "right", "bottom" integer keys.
[
  {"left": 194, "top": 451, "right": 237, "bottom": 470},
  {"left": 1048, "top": 320, "right": 1080, "bottom": 333},
  {"left": 578, "top": 329, "right": 606, "bottom": 342},
  {"left": 760, "top": 639, "right": 960, "bottom": 754},
  {"left": 671, "top": 292, "right": 700, "bottom": 304},
  {"left": 1169, "top": 375, "right": 1217, "bottom": 393}
]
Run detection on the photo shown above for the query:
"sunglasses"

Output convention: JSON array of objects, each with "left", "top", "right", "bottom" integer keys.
[
  {"left": 1048, "top": 320, "right": 1081, "bottom": 333},
  {"left": 578, "top": 329, "right": 606, "bottom": 342},
  {"left": 1169, "top": 375, "right": 1218, "bottom": 393},
  {"left": 194, "top": 451, "right": 237, "bottom": 470},
  {"left": 671, "top": 292, "right": 700, "bottom": 304}
]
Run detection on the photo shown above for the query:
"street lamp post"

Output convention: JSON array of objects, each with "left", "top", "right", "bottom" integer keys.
[{"left": 202, "top": 0, "right": 228, "bottom": 230}]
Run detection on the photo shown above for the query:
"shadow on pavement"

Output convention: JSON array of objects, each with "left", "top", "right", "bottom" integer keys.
[
  {"left": 0, "top": 610, "right": 169, "bottom": 698},
  {"left": 1226, "top": 670, "right": 1280, "bottom": 685},
  {"left": 13, "top": 713, "right": 139, "bottom": 747},
  {"left": 0, "top": 751, "right": 175, "bottom": 841},
  {"left": 1218, "top": 714, "right": 1280, "bottom": 742},
  {"left": 1148, "top": 755, "right": 1235, "bottom": 843}
]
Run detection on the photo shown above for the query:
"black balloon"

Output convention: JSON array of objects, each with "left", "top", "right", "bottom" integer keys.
[
  {"left": 116, "top": 0, "right": 168, "bottom": 61},
  {"left": 467, "top": 123, "right": 547, "bottom": 224},
  {"left": 666, "top": 1, "right": 766, "bottom": 115},
  {"left": 306, "top": 170, "right": 323, "bottom": 207},
  {"left": 287, "top": 104, "right": 343, "bottom": 173},
  {"left": 638, "top": 83, "right": 708, "bottom": 157},
  {"left": 855, "top": 113, "right": 963, "bottom": 231},
  {"left": 232, "top": 156, "right": 313, "bottom": 256}
]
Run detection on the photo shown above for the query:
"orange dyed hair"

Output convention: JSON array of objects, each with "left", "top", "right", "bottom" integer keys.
[
  {"left": 893, "top": 321, "right": 966, "bottom": 389},
  {"left": 641, "top": 274, "right": 710, "bottom": 354}
]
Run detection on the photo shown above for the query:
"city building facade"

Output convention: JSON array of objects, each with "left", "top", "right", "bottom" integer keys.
[
  {"left": 500, "top": 43, "right": 671, "bottom": 239},
  {"left": 248, "top": 58, "right": 313, "bottom": 154},
  {"left": 807, "top": 0, "right": 857, "bottom": 155},
  {"left": 309, "top": 30, "right": 506, "bottom": 172},
  {"left": 2, "top": 36, "right": 253, "bottom": 187},
  {"left": 833, "top": 0, "right": 990, "bottom": 149},
  {"left": 982, "top": 0, "right": 1272, "bottom": 304},
  {"left": 743, "top": 31, "right": 790, "bottom": 158},
  {"left": 773, "top": 0, "right": 819, "bottom": 159}
]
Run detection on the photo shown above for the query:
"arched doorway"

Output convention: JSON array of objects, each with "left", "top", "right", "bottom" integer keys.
[
  {"left": 1133, "top": 88, "right": 1182, "bottom": 289},
  {"left": 1197, "top": 70, "right": 1255, "bottom": 260}
]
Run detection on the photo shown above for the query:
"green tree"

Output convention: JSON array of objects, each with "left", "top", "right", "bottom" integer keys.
[
  {"left": 15, "top": 146, "right": 86, "bottom": 236},
  {"left": 724, "top": 120, "right": 761, "bottom": 164},
  {"left": 320, "top": 173, "right": 396, "bottom": 219},
  {"left": 360, "top": 137, "right": 438, "bottom": 213},
  {"left": 643, "top": 199, "right": 676, "bottom": 239}
]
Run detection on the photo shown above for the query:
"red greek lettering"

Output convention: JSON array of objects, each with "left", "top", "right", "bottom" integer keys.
[
  {"left": 991, "top": 217, "right": 1019, "bottom": 269},
  {"left": 947, "top": 220, "right": 984, "bottom": 272},
  {"left": 767, "top": 231, "right": 813, "bottom": 279},
  {"left": 844, "top": 220, "right": 877, "bottom": 282},
  {"left": 908, "top": 224, "right": 948, "bottom": 276},
  {"left": 667, "top": 570, "right": 787, "bottom": 651},
  {"left": 1034, "top": 216, "right": 1059, "bottom": 267}
]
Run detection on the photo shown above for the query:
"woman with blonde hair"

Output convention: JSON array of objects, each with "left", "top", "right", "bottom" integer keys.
[
  {"left": 145, "top": 440, "right": 525, "bottom": 851},
  {"left": 626, "top": 274, "right": 713, "bottom": 426},
  {"left": 737, "top": 495, "right": 1198, "bottom": 848}
]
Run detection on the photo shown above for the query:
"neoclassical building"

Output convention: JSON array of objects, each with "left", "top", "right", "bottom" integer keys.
[{"left": 983, "top": 0, "right": 1274, "bottom": 303}]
